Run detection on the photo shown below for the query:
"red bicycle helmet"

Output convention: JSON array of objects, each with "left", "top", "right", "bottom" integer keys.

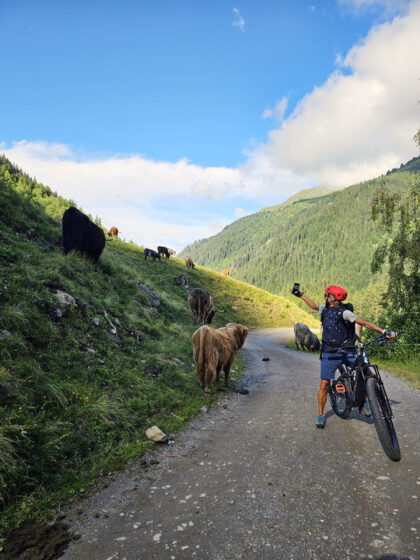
[{"left": 325, "top": 285, "right": 347, "bottom": 301}]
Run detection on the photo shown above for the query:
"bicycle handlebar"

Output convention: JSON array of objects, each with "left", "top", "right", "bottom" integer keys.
[{"left": 337, "top": 334, "right": 393, "bottom": 352}]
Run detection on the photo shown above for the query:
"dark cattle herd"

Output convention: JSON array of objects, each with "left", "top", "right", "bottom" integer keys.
[{"left": 62, "top": 208, "right": 178, "bottom": 267}]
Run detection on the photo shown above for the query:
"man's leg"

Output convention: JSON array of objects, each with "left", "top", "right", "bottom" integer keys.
[
  {"left": 318, "top": 379, "right": 331, "bottom": 416},
  {"left": 317, "top": 353, "right": 341, "bottom": 428}
]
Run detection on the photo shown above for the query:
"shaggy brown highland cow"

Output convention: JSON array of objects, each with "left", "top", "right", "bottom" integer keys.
[{"left": 192, "top": 323, "right": 248, "bottom": 395}]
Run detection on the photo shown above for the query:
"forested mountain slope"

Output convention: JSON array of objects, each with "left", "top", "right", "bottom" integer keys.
[{"left": 180, "top": 157, "right": 420, "bottom": 297}]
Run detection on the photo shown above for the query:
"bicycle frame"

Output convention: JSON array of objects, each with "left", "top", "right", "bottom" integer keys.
[{"left": 334, "top": 337, "right": 394, "bottom": 419}]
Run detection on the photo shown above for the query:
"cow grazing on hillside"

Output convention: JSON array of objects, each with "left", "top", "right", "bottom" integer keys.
[
  {"left": 168, "top": 248, "right": 176, "bottom": 257},
  {"left": 188, "top": 288, "right": 214, "bottom": 325},
  {"left": 185, "top": 257, "right": 195, "bottom": 269},
  {"left": 192, "top": 323, "right": 248, "bottom": 395},
  {"left": 62, "top": 207, "right": 106, "bottom": 265},
  {"left": 108, "top": 227, "right": 119, "bottom": 238},
  {"left": 294, "top": 323, "right": 320, "bottom": 352},
  {"left": 157, "top": 246, "right": 171, "bottom": 259},
  {"left": 144, "top": 248, "right": 161, "bottom": 261},
  {"left": 188, "top": 288, "right": 225, "bottom": 325},
  {"left": 221, "top": 268, "right": 230, "bottom": 276}
]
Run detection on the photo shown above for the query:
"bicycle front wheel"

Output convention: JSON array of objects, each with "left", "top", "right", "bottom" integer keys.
[{"left": 365, "top": 377, "right": 401, "bottom": 462}]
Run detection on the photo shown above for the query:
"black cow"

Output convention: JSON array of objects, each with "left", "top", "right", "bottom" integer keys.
[
  {"left": 144, "top": 248, "right": 161, "bottom": 261},
  {"left": 157, "top": 246, "right": 170, "bottom": 259},
  {"left": 62, "top": 207, "right": 106, "bottom": 265}
]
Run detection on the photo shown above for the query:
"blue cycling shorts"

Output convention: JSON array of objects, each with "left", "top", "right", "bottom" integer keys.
[{"left": 320, "top": 352, "right": 357, "bottom": 381}]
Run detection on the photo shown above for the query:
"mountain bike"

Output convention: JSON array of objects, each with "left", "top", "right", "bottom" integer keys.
[{"left": 328, "top": 335, "right": 401, "bottom": 462}]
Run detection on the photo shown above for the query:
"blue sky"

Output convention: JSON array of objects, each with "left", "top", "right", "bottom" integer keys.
[{"left": 1, "top": 0, "right": 419, "bottom": 251}]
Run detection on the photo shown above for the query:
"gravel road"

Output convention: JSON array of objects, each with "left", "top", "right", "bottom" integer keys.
[{"left": 60, "top": 328, "right": 419, "bottom": 560}]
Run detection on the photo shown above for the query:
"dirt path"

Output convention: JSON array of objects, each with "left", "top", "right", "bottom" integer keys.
[{"left": 59, "top": 328, "right": 419, "bottom": 560}]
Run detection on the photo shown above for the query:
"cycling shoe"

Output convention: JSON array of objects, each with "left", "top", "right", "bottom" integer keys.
[
  {"left": 361, "top": 401, "right": 372, "bottom": 417},
  {"left": 315, "top": 415, "right": 326, "bottom": 429}
]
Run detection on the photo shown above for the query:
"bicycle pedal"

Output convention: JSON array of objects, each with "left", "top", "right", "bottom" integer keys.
[{"left": 335, "top": 383, "right": 346, "bottom": 394}]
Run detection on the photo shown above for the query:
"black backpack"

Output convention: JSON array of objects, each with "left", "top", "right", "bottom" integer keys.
[{"left": 321, "top": 303, "right": 356, "bottom": 352}]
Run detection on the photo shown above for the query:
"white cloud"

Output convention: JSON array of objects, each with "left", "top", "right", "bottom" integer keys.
[
  {"left": 262, "top": 97, "right": 289, "bottom": 122},
  {"left": 232, "top": 8, "right": 245, "bottom": 32},
  {"left": 193, "top": 179, "right": 222, "bottom": 200},
  {"left": 253, "top": 1, "right": 420, "bottom": 188},
  {"left": 1, "top": 140, "right": 237, "bottom": 205}
]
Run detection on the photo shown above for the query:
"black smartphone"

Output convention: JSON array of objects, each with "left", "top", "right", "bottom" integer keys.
[{"left": 293, "top": 282, "right": 300, "bottom": 292}]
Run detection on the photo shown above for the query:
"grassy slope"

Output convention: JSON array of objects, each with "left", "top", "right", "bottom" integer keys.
[{"left": 0, "top": 162, "right": 316, "bottom": 532}]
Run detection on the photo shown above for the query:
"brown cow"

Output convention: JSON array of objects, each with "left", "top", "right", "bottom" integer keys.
[
  {"left": 221, "top": 268, "right": 230, "bottom": 276},
  {"left": 188, "top": 288, "right": 214, "bottom": 325},
  {"left": 185, "top": 257, "right": 195, "bottom": 269},
  {"left": 192, "top": 323, "right": 248, "bottom": 395},
  {"left": 108, "top": 227, "right": 119, "bottom": 238}
]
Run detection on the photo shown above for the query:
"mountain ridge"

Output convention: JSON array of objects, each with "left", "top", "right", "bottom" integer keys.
[{"left": 179, "top": 157, "right": 420, "bottom": 298}]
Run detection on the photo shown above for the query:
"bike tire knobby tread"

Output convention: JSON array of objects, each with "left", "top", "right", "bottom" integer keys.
[{"left": 365, "top": 377, "right": 401, "bottom": 462}]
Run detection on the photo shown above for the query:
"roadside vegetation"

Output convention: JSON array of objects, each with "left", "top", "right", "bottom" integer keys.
[{"left": 0, "top": 157, "right": 316, "bottom": 533}]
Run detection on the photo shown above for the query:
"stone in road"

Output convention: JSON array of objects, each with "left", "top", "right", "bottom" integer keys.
[{"left": 61, "top": 328, "right": 419, "bottom": 560}]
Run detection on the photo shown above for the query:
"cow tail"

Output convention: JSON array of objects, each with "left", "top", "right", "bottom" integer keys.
[
  {"left": 198, "top": 327, "right": 207, "bottom": 369},
  {"left": 193, "top": 327, "right": 208, "bottom": 380}
]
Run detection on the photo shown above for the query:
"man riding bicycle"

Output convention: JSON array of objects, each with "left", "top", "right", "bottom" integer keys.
[{"left": 292, "top": 284, "right": 398, "bottom": 429}]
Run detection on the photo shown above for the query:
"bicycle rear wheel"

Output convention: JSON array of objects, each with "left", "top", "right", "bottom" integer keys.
[
  {"left": 329, "top": 375, "right": 352, "bottom": 418},
  {"left": 365, "top": 377, "right": 401, "bottom": 462}
]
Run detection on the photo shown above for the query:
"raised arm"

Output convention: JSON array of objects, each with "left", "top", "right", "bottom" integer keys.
[
  {"left": 300, "top": 294, "right": 320, "bottom": 311},
  {"left": 354, "top": 317, "right": 398, "bottom": 338},
  {"left": 291, "top": 284, "right": 319, "bottom": 311}
]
